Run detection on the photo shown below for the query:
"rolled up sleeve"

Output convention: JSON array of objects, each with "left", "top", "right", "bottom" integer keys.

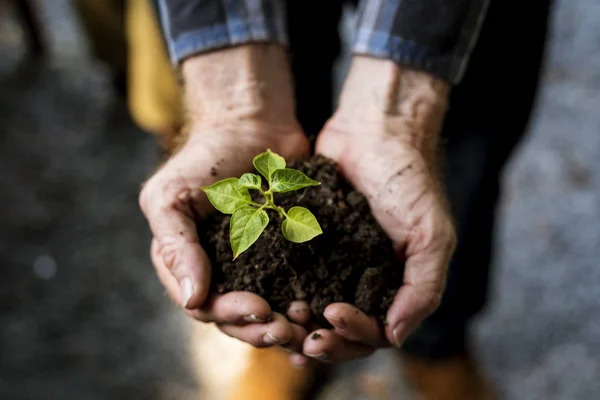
[
  {"left": 353, "top": 0, "right": 490, "bottom": 84},
  {"left": 157, "top": 0, "right": 287, "bottom": 64}
]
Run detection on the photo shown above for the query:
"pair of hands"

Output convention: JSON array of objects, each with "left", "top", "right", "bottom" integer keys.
[{"left": 139, "top": 53, "right": 456, "bottom": 367}]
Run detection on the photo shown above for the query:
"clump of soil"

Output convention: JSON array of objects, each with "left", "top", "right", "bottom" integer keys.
[{"left": 199, "top": 155, "right": 404, "bottom": 324}]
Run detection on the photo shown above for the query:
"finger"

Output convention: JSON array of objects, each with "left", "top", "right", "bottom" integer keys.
[
  {"left": 142, "top": 179, "right": 210, "bottom": 309},
  {"left": 153, "top": 240, "right": 272, "bottom": 324},
  {"left": 385, "top": 236, "right": 453, "bottom": 346},
  {"left": 303, "top": 329, "right": 374, "bottom": 363},
  {"left": 385, "top": 211, "right": 455, "bottom": 346},
  {"left": 384, "top": 282, "right": 442, "bottom": 347},
  {"left": 186, "top": 292, "right": 273, "bottom": 324},
  {"left": 289, "top": 352, "right": 311, "bottom": 369},
  {"left": 153, "top": 238, "right": 185, "bottom": 302},
  {"left": 286, "top": 301, "right": 311, "bottom": 326},
  {"left": 281, "top": 323, "right": 309, "bottom": 353},
  {"left": 323, "top": 303, "right": 385, "bottom": 347},
  {"left": 217, "top": 312, "right": 293, "bottom": 348},
  {"left": 388, "top": 210, "right": 455, "bottom": 347}
]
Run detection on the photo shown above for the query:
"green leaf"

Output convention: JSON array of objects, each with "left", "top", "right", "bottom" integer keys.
[
  {"left": 238, "top": 173, "right": 262, "bottom": 190},
  {"left": 281, "top": 206, "right": 322, "bottom": 243},
  {"left": 201, "top": 178, "right": 253, "bottom": 214},
  {"left": 271, "top": 168, "right": 320, "bottom": 193},
  {"left": 230, "top": 206, "right": 269, "bottom": 259},
  {"left": 253, "top": 149, "right": 285, "bottom": 183}
]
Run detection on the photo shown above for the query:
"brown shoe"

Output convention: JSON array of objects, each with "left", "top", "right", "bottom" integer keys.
[{"left": 401, "top": 353, "right": 496, "bottom": 400}]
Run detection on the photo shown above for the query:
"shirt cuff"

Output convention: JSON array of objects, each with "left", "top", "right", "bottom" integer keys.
[
  {"left": 352, "top": 30, "right": 460, "bottom": 84},
  {"left": 157, "top": 0, "right": 287, "bottom": 64},
  {"left": 351, "top": 0, "right": 490, "bottom": 85}
]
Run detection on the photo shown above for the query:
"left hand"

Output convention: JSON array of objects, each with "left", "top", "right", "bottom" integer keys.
[{"left": 296, "top": 58, "right": 457, "bottom": 364}]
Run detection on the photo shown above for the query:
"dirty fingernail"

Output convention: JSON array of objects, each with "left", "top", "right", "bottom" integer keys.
[
  {"left": 324, "top": 313, "right": 347, "bottom": 329},
  {"left": 243, "top": 314, "right": 266, "bottom": 323},
  {"left": 392, "top": 322, "right": 408, "bottom": 347},
  {"left": 263, "top": 333, "right": 288, "bottom": 346},
  {"left": 180, "top": 277, "right": 193, "bottom": 308}
]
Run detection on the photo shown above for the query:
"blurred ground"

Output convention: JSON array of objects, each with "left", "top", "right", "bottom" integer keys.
[
  {"left": 1, "top": 1, "right": 599, "bottom": 399},
  {"left": 0, "top": 3, "right": 196, "bottom": 399}
]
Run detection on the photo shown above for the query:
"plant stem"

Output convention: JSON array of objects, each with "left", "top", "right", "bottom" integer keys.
[
  {"left": 258, "top": 187, "right": 268, "bottom": 201},
  {"left": 276, "top": 206, "right": 288, "bottom": 218},
  {"left": 265, "top": 190, "right": 274, "bottom": 204},
  {"left": 257, "top": 188, "right": 286, "bottom": 218},
  {"left": 263, "top": 204, "right": 284, "bottom": 218}
]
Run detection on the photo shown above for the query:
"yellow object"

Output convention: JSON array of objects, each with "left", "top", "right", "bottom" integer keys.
[
  {"left": 74, "top": 0, "right": 183, "bottom": 137},
  {"left": 226, "top": 347, "right": 311, "bottom": 400},
  {"left": 124, "top": 0, "right": 183, "bottom": 136}
]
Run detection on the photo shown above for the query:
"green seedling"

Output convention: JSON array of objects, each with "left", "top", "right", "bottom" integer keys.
[{"left": 201, "top": 149, "right": 323, "bottom": 259}]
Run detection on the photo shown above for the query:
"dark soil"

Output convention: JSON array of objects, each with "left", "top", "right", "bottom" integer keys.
[{"left": 199, "top": 155, "right": 404, "bottom": 325}]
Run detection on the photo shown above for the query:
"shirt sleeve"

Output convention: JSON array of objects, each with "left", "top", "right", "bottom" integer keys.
[
  {"left": 353, "top": 0, "right": 491, "bottom": 84},
  {"left": 156, "top": 0, "right": 287, "bottom": 64}
]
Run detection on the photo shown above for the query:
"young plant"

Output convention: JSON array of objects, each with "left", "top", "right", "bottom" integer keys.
[{"left": 201, "top": 150, "right": 323, "bottom": 259}]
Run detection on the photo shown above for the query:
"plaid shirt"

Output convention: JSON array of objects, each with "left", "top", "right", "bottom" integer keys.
[{"left": 157, "top": 0, "right": 490, "bottom": 84}]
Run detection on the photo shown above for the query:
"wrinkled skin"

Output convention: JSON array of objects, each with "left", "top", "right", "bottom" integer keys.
[
  {"left": 140, "top": 121, "right": 312, "bottom": 351},
  {"left": 289, "top": 59, "right": 457, "bottom": 366},
  {"left": 286, "top": 115, "right": 456, "bottom": 366},
  {"left": 140, "top": 47, "right": 457, "bottom": 367}
]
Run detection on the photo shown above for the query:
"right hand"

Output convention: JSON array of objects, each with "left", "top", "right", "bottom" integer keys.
[{"left": 139, "top": 120, "right": 310, "bottom": 348}]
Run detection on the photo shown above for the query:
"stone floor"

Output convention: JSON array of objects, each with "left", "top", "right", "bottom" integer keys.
[{"left": 1, "top": 1, "right": 599, "bottom": 399}]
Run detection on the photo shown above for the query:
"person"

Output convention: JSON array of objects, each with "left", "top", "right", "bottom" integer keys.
[
  {"left": 73, "top": 0, "right": 184, "bottom": 145},
  {"left": 139, "top": 0, "right": 553, "bottom": 398}
]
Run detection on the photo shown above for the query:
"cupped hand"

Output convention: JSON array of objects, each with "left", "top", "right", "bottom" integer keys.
[
  {"left": 303, "top": 119, "right": 456, "bottom": 362},
  {"left": 302, "top": 60, "right": 457, "bottom": 362},
  {"left": 139, "top": 120, "right": 310, "bottom": 348}
]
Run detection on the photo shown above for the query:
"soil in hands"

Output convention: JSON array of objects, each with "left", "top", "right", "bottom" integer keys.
[{"left": 198, "top": 155, "right": 404, "bottom": 325}]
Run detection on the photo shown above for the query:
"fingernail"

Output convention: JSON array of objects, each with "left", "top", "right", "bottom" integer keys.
[
  {"left": 392, "top": 322, "right": 408, "bottom": 347},
  {"left": 180, "top": 278, "right": 193, "bottom": 308},
  {"left": 263, "top": 333, "right": 288, "bottom": 346},
  {"left": 305, "top": 352, "right": 329, "bottom": 361},
  {"left": 324, "top": 313, "right": 347, "bottom": 329},
  {"left": 243, "top": 314, "right": 266, "bottom": 323}
]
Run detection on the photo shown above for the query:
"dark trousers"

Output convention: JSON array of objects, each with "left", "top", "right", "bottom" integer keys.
[{"left": 287, "top": 0, "right": 553, "bottom": 359}]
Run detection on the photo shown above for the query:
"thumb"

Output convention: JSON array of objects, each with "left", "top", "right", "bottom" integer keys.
[
  {"left": 140, "top": 182, "right": 211, "bottom": 309},
  {"left": 315, "top": 125, "right": 351, "bottom": 165},
  {"left": 385, "top": 209, "right": 455, "bottom": 346}
]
